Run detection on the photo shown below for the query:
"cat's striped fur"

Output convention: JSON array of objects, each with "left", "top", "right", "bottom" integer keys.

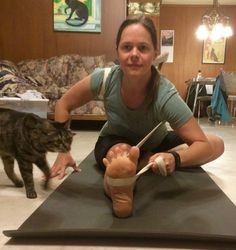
[{"left": 0, "top": 108, "right": 73, "bottom": 198}]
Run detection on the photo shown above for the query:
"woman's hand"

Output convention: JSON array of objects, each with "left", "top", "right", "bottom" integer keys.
[
  {"left": 149, "top": 152, "right": 176, "bottom": 175},
  {"left": 50, "top": 152, "right": 79, "bottom": 179}
]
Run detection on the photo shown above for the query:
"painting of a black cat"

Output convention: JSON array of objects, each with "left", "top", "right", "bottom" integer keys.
[
  {"left": 0, "top": 108, "right": 74, "bottom": 198},
  {"left": 65, "top": 0, "right": 89, "bottom": 27}
]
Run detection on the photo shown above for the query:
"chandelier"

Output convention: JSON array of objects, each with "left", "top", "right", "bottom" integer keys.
[{"left": 196, "top": 0, "right": 233, "bottom": 41}]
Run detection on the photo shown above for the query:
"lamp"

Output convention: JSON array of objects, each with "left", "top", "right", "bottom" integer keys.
[{"left": 196, "top": 0, "right": 233, "bottom": 40}]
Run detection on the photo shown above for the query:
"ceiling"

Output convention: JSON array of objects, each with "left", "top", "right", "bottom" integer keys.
[{"left": 162, "top": 0, "right": 236, "bottom": 5}]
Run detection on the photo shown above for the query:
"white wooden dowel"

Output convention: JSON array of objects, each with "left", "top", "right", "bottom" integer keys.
[{"left": 136, "top": 121, "right": 164, "bottom": 148}]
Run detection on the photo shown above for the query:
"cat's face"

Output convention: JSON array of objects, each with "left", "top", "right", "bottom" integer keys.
[
  {"left": 24, "top": 115, "right": 74, "bottom": 153},
  {"left": 43, "top": 121, "right": 74, "bottom": 153}
]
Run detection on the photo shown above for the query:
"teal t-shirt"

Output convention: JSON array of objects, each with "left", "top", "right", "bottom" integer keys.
[{"left": 90, "top": 65, "right": 192, "bottom": 151}]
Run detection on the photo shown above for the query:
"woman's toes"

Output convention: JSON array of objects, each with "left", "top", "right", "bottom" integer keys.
[{"left": 128, "top": 146, "right": 140, "bottom": 165}]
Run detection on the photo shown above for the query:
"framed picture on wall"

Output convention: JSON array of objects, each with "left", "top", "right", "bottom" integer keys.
[
  {"left": 127, "top": 2, "right": 160, "bottom": 15},
  {"left": 160, "top": 30, "right": 174, "bottom": 63},
  {"left": 202, "top": 37, "right": 226, "bottom": 64},
  {"left": 53, "top": 0, "right": 101, "bottom": 33}
]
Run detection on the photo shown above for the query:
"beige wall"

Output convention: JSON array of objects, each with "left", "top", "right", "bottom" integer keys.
[{"left": 0, "top": 1, "right": 235, "bottom": 98}]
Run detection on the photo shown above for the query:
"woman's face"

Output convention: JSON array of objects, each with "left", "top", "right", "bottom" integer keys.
[{"left": 117, "top": 23, "right": 157, "bottom": 78}]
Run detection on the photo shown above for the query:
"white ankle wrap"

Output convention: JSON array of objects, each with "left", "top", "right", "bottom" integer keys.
[
  {"left": 106, "top": 175, "right": 137, "bottom": 187},
  {"left": 154, "top": 156, "right": 167, "bottom": 176},
  {"left": 106, "top": 156, "right": 166, "bottom": 187}
]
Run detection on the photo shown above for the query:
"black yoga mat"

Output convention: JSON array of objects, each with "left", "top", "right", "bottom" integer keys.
[{"left": 3, "top": 152, "right": 236, "bottom": 242}]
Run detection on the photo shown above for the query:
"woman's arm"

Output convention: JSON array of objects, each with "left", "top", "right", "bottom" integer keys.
[
  {"left": 149, "top": 117, "right": 224, "bottom": 174},
  {"left": 51, "top": 75, "right": 94, "bottom": 179},
  {"left": 173, "top": 116, "right": 214, "bottom": 166},
  {"left": 54, "top": 75, "right": 94, "bottom": 122}
]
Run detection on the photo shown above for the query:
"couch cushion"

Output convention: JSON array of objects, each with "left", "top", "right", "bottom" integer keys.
[
  {"left": 17, "top": 54, "right": 107, "bottom": 89},
  {"left": 17, "top": 58, "right": 53, "bottom": 87},
  {"left": 81, "top": 55, "right": 106, "bottom": 72},
  {"left": 46, "top": 55, "right": 70, "bottom": 87},
  {"left": 67, "top": 54, "right": 107, "bottom": 85},
  {"left": 17, "top": 56, "right": 68, "bottom": 88}
]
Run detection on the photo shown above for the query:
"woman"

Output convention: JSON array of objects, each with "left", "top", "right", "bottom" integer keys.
[{"left": 51, "top": 15, "right": 224, "bottom": 218}]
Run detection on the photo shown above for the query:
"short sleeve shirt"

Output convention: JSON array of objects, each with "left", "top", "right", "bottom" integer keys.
[{"left": 90, "top": 65, "right": 192, "bottom": 151}]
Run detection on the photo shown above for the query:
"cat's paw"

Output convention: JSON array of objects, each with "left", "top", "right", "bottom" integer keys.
[
  {"left": 42, "top": 179, "right": 50, "bottom": 190},
  {"left": 14, "top": 180, "right": 24, "bottom": 188},
  {"left": 26, "top": 190, "right": 37, "bottom": 199}
]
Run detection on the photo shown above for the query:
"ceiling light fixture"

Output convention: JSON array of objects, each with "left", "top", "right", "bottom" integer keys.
[{"left": 196, "top": 0, "right": 233, "bottom": 41}]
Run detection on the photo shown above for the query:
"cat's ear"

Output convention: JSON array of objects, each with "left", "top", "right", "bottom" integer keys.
[
  {"left": 58, "top": 120, "right": 76, "bottom": 136},
  {"left": 62, "top": 120, "right": 71, "bottom": 129},
  {"left": 23, "top": 114, "right": 41, "bottom": 129},
  {"left": 53, "top": 120, "right": 71, "bottom": 130}
]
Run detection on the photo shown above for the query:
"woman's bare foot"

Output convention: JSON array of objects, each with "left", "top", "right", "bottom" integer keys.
[{"left": 103, "top": 146, "right": 139, "bottom": 218}]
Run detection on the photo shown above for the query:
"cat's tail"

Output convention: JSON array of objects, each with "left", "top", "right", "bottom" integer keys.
[{"left": 65, "top": 16, "right": 88, "bottom": 27}]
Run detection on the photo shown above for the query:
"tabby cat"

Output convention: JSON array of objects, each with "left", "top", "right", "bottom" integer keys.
[{"left": 0, "top": 108, "right": 74, "bottom": 198}]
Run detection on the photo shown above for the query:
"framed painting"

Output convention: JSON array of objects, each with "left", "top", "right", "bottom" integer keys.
[
  {"left": 160, "top": 30, "right": 174, "bottom": 63},
  {"left": 202, "top": 37, "right": 226, "bottom": 64},
  {"left": 53, "top": 0, "right": 101, "bottom": 33},
  {"left": 127, "top": 2, "right": 160, "bottom": 15}
]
